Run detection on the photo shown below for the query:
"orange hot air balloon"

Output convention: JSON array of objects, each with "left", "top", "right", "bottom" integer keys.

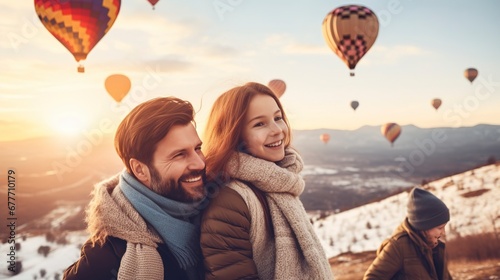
[
  {"left": 351, "top": 100, "right": 359, "bottom": 111},
  {"left": 320, "top": 133, "right": 331, "bottom": 144},
  {"left": 35, "top": 0, "right": 121, "bottom": 73},
  {"left": 147, "top": 0, "right": 159, "bottom": 10},
  {"left": 431, "top": 98, "right": 442, "bottom": 111},
  {"left": 381, "top": 123, "right": 401, "bottom": 147},
  {"left": 105, "top": 74, "right": 131, "bottom": 103},
  {"left": 322, "top": 5, "right": 379, "bottom": 76},
  {"left": 268, "top": 79, "right": 286, "bottom": 98},
  {"left": 464, "top": 68, "right": 478, "bottom": 83}
]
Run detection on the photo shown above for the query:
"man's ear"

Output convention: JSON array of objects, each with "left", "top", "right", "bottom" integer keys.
[{"left": 129, "top": 158, "right": 150, "bottom": 187}]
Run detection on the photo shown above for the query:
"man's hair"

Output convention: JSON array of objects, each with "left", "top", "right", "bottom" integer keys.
[
  {"left": 203, "top": 82, "right": 291, "bottom": 183},
  {"left": 115, "top": 97, "right": 196, "bottom": 174}
]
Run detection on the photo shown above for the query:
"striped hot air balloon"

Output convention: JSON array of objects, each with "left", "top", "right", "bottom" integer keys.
[
  {"left": 381, "top": 123, "right": 401, "bottom": 147},
  {"left": 322, "top": 5, "right": 379, "bottom": 76},
  {"left": 464, "top": 68, "right": 478, "bottom": 83},
  {"left": 267, "top": 79, "right": 286, "bottom": 98},
  {"left": 34, "top": 0, "right": 121, "bottom": 73}
]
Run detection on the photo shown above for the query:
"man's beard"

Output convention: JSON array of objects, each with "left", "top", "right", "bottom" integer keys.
[{"left": 148, "top": 165, "right": 206, "bottom": 203}]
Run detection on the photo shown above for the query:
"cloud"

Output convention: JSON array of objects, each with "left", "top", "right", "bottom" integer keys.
[
  {"left": 0, "top": 93, "right": 35, "bottom": 99},
  {"left": 146, "top": 58, "right": 193, "bottom": 72},
  {"left": 283, "top": 43, "right": 330, "bottom": 55},
  {"left": 369, "top": 45, "right": 431, "bottom": 64},
  {"left": 264, "top": 34, "right": 329, "bottom": 55}
]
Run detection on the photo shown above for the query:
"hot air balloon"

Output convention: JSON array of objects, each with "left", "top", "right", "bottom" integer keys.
[
  {"left": 464, "top": 68, "right": 478, "bottom": 83},
  {"left": 268, "top": 79, "right": 286, "bottom": 98},
  {"left": 147, "top": 0, "right": 159, "bottom": 10},
  {"left": 351, "top": 101, "right": 359, "bottom": 111},
  {"left": 322, "top": 5, "right": 379, "bottom": 76},
  {"left": 381, "top": 123, "right": 401, "bottom": 147},
  {"left": 105, "top": 74, "right": 131, "bottom": 103},
  {"left": 34, "top": 0, "right": 121, "bottom": 73},
  {"left": 320, "top": 133, "right": 331, "bottom": 144},
  {"left": 431, "top": 98, "right": 442, "bottom": 111}
]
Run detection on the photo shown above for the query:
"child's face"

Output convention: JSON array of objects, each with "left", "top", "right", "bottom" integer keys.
[
  {"left": 241, "top": 94, "right": 288, "bottom": 162},
  {"left": 423, "top": 223, "right": 447, "bottom": 248}
]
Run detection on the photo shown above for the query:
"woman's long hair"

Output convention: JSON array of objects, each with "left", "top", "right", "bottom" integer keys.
[{"left": 203, "top": 82, "right": 291, "bottom": 184}]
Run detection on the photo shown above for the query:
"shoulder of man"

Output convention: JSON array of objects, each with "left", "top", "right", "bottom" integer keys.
[{"left": 63, "top": 236, "right": 126, "bottom": 280}]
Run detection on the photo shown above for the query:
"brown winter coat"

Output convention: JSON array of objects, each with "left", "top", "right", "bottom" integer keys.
[
  {"left": 200, "top": 149, "right": 332, "bottom": 280},
  {"left": 363, "top": 219, "right": 453, "bottom": 280},
  {"left": 201, "top": 185, "right": 260, "bottom": 279},
  {"left": 63, "top": 236, "right": 194, "bottom": 280}
]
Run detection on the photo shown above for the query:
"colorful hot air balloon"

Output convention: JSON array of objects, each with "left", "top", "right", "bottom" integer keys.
[
  {"left": 431, "top": 98, "right": 442, "bottom": 111},
  {"left": 320, "top": 133, "right": 331, "bottom": 144},
  {"left": 267, "top": 79, "right": 286, "bottom": 98},
  {"left": 105, "top": 74, "right": 131, "bottom": 103},
  {"left": 351, "top": 100, "right": 359, "bottom": 111},
  {"left": 34, "top": 0, "right": 121, "bottom": 73},
  {"left": 381, "top": 123, "right": 401, "bottom": 147},
  {"left": 464, "top": 68, "right": 478, "bottom": 83},
  {"left": 322, "top": 5, "right": 379, "bottom": 76},
  {"left": 147, "top": 0, "right": 159, "bottom": 10}
]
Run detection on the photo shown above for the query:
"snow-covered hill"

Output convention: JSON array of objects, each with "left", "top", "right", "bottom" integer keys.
[
  {"left": 312, "top": 163, "right": 500, "bottom": 258},
  {"left": 1, "top": 164, "right": 498, "bottom": 279},
  {"left": 0, "top": 231, "right": 88, "bottom": 280}
]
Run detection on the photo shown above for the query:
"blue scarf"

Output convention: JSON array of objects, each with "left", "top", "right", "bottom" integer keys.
[{"left": 119, "top": 171, "right": 202, "bottom": 270}]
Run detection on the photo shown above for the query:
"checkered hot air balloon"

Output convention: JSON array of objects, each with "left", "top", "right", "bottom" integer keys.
[
  {"left": 381, "top": 123, "right": 401, "bottom": 147},
  {"left": 35, "top": 0, "right": 121, "bottom": 73},
  {"left": 322, "top": 5, "right": 379, "bottom": 76}
]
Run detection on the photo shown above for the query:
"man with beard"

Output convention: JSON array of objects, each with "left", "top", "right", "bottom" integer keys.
[{"left": 64, "top": 97, "right": 207, "bottom": 280}]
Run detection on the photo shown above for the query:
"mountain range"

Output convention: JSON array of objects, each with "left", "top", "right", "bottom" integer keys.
[{"left": 292, "top": 124, "right": 500, "bottom": 211}]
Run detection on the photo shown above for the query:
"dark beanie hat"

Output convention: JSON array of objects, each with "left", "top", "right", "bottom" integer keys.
[{"left": 407, "top": 187, "right": 450, "bottom": 231}]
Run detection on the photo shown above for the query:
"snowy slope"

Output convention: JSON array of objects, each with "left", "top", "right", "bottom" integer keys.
[
  {"left": 312, "top": 163, "right": 500, "bottom": 258},
  {"left": 1, "top": 164, "right": 498, "bottom": 279},
  {"left": 0, "top": 231, "right": 88, "bottom": 280}
]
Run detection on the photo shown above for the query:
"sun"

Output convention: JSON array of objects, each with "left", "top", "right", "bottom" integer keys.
[{"left": 48, "top": 113, "right": 87, "bottom": 136}]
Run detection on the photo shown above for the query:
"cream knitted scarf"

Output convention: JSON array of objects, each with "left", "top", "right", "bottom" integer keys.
[
  {"left": 227, "top": 148, "right": 333, "bottom": 280},
  {"left": 86, "top": 174, "right": 164, "bottom": 280}
]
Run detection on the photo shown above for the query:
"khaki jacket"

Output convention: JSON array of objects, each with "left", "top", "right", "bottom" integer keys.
[{"left": 364, "top": 219, "right": 453, "bottom": 280}]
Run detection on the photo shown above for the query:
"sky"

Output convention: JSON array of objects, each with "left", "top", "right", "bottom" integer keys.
[{"left": 1, "top": 0, "right": 500, "bottom": 142}]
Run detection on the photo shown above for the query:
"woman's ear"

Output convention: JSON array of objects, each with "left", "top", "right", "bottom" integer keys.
[{"left": 129, "top": 158, "right": 151, "bottom": 187}]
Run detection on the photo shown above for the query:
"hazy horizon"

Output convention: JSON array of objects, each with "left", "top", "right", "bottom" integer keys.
[{"left": 1, "top": 1, "right": 500, "bottom": 141}]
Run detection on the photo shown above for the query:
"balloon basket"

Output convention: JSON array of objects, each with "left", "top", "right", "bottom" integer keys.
[{"left": 78, "top": 66, "right": 85, "bottom": 73}]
